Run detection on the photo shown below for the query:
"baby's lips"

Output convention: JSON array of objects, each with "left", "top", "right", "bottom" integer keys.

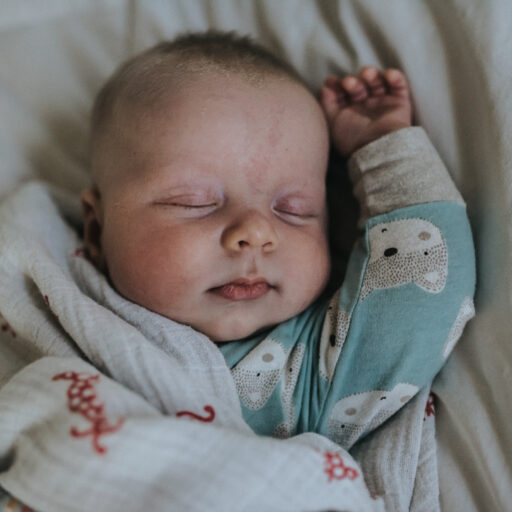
[{"left": 209, "top": 278, "right": 274, "bottom": 301}]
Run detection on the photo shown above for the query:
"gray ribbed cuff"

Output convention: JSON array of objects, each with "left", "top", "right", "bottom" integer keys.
[{"left": 347, "top": 127, "right": 464, "bottom": 226}]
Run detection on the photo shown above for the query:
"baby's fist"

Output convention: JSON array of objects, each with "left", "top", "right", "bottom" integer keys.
[{"left": 320, "top": 67, "right": 412, "bottom": 157}]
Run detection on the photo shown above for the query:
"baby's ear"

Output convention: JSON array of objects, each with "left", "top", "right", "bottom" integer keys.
[{"left": 80, "top": 186, "right": 106, "bottom": 271}]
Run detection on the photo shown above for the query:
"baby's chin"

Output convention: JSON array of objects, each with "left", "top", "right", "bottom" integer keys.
[
  {"left": 194, "top": 315, "right": 286, "bottom": 344},
  {"left": 205, "top": 323, "right": 276, "bottom": 344},
  {"left": 211, "top": 325, "right": 276, "bottom": 344}
]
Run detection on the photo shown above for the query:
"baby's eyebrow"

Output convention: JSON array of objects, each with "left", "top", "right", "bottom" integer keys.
[
  {"left": 274, "top": 194, "right": 310, "bottom": 206},
  {"left": 276, "top": 186, "right": 326, "bottom": 202},
  {"left": 142, "top": 166, "right": 221, "bottom": 187},
  {"left": 151, "top": 179, "right": 223, "bottom": 199}
]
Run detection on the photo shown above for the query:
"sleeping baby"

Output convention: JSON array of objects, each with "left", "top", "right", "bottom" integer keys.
[{"left": 80, "top": 31, "right": 475, "bottom": 447}]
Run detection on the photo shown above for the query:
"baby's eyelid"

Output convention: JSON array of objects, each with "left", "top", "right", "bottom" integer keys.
[
  {"left": 154, "top": 196, "right": 219, "bottom": 207},
  {"left": 273, "top": 201, "right": 312, "bottom": 216}
]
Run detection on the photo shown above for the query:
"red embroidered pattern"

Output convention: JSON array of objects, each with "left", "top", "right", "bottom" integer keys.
[
  {"left": 424, "top": 393, "right": 435, "bottom": 421},
  {"left": 0, "top": 312, "right": 16, "bottom": 338},
  {"left": 52, "top": 371, "right": 124, "bottom": 454},
  {"left": 324, "top": 451, "right": 359, "bottom": 482},
  {"left": 176, "top": 405, "right": 216, "bottom": 422}
]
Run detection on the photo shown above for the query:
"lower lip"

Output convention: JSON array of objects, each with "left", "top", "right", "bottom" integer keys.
[{"left": 210, "top": 282, "right": 272, "bottom": 301}]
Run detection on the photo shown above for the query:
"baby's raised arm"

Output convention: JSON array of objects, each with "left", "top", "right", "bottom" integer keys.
[{"left": 313, "top": 67, "right": 475, "bottom": 448}]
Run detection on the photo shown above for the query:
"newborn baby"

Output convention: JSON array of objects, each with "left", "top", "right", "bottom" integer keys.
[
  {"left": 82, "top": 32, "right": 409, "bottom": 342},
  {"left": 81, "top": 31, "right": 475, "bottom": 445}
]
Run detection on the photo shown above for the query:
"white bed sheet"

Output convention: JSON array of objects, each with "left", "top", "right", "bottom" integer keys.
[{"left": 1, "top": 1, "right": 511, "bottom": 509}]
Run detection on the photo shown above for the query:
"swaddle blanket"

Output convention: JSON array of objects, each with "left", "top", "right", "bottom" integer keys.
[{"left": 0, "top": 181, "right": 437, "bottom": 511}]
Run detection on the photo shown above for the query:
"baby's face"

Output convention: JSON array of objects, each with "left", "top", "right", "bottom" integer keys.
[{"left": 87, "top": 72, "right": 330, "bottom": 341}]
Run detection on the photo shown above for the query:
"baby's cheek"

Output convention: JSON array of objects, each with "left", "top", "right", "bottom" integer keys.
[
  {"left": 131, "top": 236, "right": 209, "bottom": 305},
  {"left": 308, "top": 232, "right": 331, "bottom": 282},
  {"left": 287, "top": 236, "right": 330, "bottom": 311},
  {"left": 101, "top": 229, "right": 164, "bottom": 304}
]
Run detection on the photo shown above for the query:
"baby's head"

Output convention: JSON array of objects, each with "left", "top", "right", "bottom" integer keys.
[{"left": 82, "top": 31, "right": 330, "bottom": 342}]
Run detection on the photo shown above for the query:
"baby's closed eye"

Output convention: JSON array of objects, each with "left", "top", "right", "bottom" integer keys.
[
  {"left": 272, "top": 196, "right": 322, "bottom": 223},
  {"left": 153, "top": 194, "right": 221, "bottom": 218}
]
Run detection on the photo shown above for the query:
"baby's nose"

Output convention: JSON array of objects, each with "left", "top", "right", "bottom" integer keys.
[{"left": 221, "top": 211, "right": 278, "bottom": 253}]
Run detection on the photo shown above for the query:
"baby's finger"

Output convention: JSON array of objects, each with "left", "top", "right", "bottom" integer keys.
[
  {"left": 360, "top": 66, "right": 387, "bottom": 97},
  {"left": 320, "top": 83, "right": 344, "bottom": 122},
  {"left": 322, "top": 77, "right": 348, "bottom": 105},
  {"left": 384, "top": 69, "right": 410, "bottom": 99},
  {"left": 324, "top": 77, "right": 347, "bottom": 100},
  {"left": 324, "top": 76, "right": 342, "bottom": 91},
  {"left": 320, "top": 85, "right": 337, "bottom": 122},
  {"left": 341, "top": 75, "right": 368, "bottom": 103}
]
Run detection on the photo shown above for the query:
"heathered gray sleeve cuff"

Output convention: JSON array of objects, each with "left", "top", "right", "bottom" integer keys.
[{"left": 347, "top": 127, "right": 464, "bottom": 226}]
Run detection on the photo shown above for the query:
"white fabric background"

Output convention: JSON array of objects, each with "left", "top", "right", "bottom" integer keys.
[{"left": 1, "top": 1, "right": 511, "bottom": 509}]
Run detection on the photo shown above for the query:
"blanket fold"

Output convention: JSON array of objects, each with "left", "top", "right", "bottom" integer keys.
[{"left": 0, "top": 181, "right": 437, "bottom": 511}]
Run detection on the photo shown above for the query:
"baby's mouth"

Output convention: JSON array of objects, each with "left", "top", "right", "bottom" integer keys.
[{"left": 209, "top": 278, "right": 274, "bottom": 301}]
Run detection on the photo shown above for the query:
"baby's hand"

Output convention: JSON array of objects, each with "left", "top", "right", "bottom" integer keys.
[{"left": 320, "top": 67, "right": 412, "bottom": 157}]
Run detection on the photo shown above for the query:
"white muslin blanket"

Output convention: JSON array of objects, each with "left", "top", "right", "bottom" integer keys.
[{"left": 0, "top": 181, "right": 438, "bottom": 511}]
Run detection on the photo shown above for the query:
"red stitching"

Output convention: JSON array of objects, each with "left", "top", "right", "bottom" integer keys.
[
  {"left": 53, "top": 371, "right": 124, "bottom": 454},
  {"left": 176, "top": 405, "right": 216, "bottom": 423},
  {"left": 424, "top": 393, "right": 435, "bottom": 421},
  {"left": 324, "top": 451, "right": 359, "bottom": 482}
]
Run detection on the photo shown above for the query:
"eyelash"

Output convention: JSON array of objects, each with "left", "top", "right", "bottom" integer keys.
[
  {"left": 175, "top": 203, "right": 217, "bottom": 209},
  {"left": 276, "top": 209, "right": 302, "bottom": 217},
  {"left": 156, "top": 202, "right": 217, "bottom": 209}
]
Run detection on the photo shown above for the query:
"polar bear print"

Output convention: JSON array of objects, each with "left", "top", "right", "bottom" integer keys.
[
  {"left": 328, "top": 383, "right": 419, "bottom": 447},
  {"left": 443, "top": 297, "right": 475, "bottom": 358},
  {"left": 361, "top": 218, "right": 448, "bottom": 299},
  {"left": 318, "top": 290, "right": 350, "bottom": 382},
  {"left": 232, "top": 338, "right": 288, "bottom": 410}
]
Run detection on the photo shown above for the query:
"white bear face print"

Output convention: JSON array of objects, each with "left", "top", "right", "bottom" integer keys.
[
  {"left": 328, "top": 383, "right": 419, "bottom": 448},
  {"left": 361, "top": 218, "right": 448, "bottom": 299},
  {"left": 232, "top": 338, "right": 288, "bottom": 410}
]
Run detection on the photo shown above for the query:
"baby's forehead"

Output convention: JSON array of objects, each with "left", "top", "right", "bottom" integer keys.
[
  {"left": 91, "top": 59, "right": 325, "bottom": 193},
  {"left": 94, "top": 64, "right": 294, "bottom": 163},
  {"left": 98, "top": 64, "right": 319, "bottom": 155}
]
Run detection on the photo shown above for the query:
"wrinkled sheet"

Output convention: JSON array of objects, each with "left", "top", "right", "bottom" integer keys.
[{"left": 1, "top": 1, "right": 511, "bottom": 510}]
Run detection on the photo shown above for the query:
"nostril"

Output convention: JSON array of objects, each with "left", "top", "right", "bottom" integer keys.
[
  {"left": 262, "top": 240, "right": 275, "bottom": 252},
  {"left": 384, "top": 247, "right": 398, "bottom": 257}
]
